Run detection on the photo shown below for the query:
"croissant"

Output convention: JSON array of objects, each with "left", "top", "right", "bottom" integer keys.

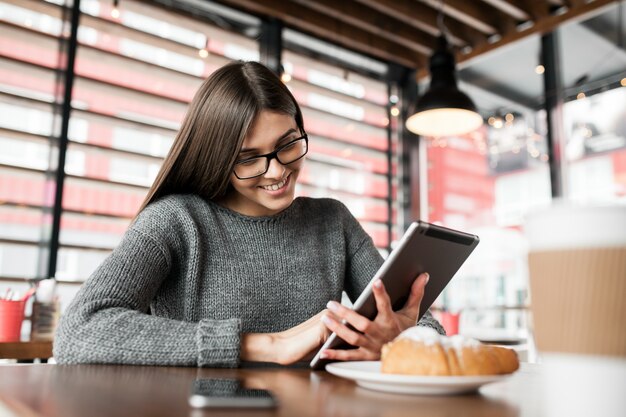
[{"left": 381, "top": 327, "right": 519, "bottom": 376}]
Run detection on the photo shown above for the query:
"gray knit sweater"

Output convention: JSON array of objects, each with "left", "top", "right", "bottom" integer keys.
[{"left": 54, "top": 194, "right": 444, "bottom": 367}]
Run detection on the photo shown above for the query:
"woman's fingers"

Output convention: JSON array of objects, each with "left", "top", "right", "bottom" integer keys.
[
  {"left": 399, "top": 273, "right": 429, "bottom": 317},
  {"left": 319, "top": 274, "right": 430, "bottom": 363},
  {"left": 372, "top": 279, "right": 394, "bottom": 320},
  {"left": 325, "top": 300, "right": 373, "bottom": 334},
  {"left": 321, "top": 314, "right": 375, "bottom": 350}
]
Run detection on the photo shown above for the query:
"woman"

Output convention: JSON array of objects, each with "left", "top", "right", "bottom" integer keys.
[{"left": 53, "top": 61, "right": 443, "bottom": 367}]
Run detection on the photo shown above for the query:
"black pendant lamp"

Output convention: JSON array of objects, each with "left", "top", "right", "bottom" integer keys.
[{"left": 405, "top": 36, "right": 483, "bottom": 137}]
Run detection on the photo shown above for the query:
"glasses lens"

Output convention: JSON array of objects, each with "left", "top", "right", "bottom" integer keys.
[
  {"left": 234, "top": 157, "right": 268, "bottom": 179},
  {"left": 277, "top": 137, "right": 307, "bottom": 164}
]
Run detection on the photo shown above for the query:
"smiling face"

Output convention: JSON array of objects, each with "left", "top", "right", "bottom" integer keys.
[{"left": 220, "top": 110, "right": 305, "bottom": 217}]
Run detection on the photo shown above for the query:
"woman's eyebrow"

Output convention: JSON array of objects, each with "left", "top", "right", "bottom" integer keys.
[{"left": 239, "top": 128, "right": 297, "bottom": 153}]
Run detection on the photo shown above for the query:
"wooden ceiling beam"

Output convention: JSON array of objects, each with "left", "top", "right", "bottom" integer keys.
[
  {"left": 480, "top": 0, "right": 533, "bottom": 21},
  {"left": 352, "top": 0, "right": 488, "bottom": 49},
  {"left": 289, "top": 0, "right": 437, "bottom": 56},
  {"left": 491, "top": 1, "right": 554, "bottom": 20},
  {"left": 546, "top": 0, "right": 566, "bottom": 8},
  {"left": 457, "top": 0, "right": 617, "bottom": 67},
  {"left": 420, "top": 0, "right": 519, "bottom": 35},
  {"left": 215, "top": 0, "right": 428, "bottom": 68},
  {"left": 567, "top": 0, "right": 588, "bottom": 7},
  {"left": 514, "top": 0, "right": 552, "bottom": 19}
]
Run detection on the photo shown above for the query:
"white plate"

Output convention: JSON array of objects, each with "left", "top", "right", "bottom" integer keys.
[{"left": 326, "top": 361, "right": 511, "bottom": 395}]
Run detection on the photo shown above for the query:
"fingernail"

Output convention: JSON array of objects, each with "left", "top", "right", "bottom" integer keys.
[
  {"left": 321, "top": 315, "right": 332, "bottom": 325},
  {"left": 326, "top": 301, "right": 339, "bottom": 311},
  {"left": 424, "top": 273, "right": 430, "bottom": 284},
  {"left": 374, "top": 280, "right": 382, "bottom": 289},
  {"left": 320, "top": 351, "right": 328, "bottom": 359}
]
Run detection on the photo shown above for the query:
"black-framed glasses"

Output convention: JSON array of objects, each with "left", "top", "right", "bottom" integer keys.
[{"left": 233, "top": 134, "right": 309, "bottom": 180}]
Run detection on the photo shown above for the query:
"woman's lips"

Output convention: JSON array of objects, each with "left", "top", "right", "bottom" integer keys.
[{"left": 259, "top": 173, "right": 291, "bottom": 195}]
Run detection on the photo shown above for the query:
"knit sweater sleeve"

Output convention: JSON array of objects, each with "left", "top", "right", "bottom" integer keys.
[
  {"left": 53, "top": 215, "right": 241, "bottom": 368},
  {"left": 337, "top": 201, "right": 445, "bottom": 335}
]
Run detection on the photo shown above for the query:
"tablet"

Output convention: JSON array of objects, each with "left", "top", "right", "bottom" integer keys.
[{"left": 309, "top": 220, "right": 479, "bottom": 369}]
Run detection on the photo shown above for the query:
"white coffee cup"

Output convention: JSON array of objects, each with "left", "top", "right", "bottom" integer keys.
[{"left": 525, "top": 203, "right": 626, "bottom": 417}]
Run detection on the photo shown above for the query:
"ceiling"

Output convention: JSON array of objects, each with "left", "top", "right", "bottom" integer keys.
[
  {"left": 460, "top": 1, "right": 626, "bottom": 118},
  {"left": 213, "top": 0, "right": 619, "bottom": 71},
  {"left": 204, "top": 0, "right": 625, "bottom": 117}
]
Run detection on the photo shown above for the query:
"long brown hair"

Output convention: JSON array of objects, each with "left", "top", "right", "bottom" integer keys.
[{"left": 137, "top": 61, "right": 304, "bottom": 215}]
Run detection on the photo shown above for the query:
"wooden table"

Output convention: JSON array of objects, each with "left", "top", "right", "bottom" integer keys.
[
  {"left": 0, "top": 363, "right": 542, "bottom": 417},
  {"left": 0, "top": 341, "right": 53, "bottom": 361}
]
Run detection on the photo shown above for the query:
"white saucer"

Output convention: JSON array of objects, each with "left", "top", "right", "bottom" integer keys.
[{"left": 326, "top": 361, "right": 511, "bottom": 395}]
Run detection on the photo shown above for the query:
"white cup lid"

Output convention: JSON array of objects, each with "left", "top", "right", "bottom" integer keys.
[{"left": 525, "top": 202, "right": 626, "bottom": 251}]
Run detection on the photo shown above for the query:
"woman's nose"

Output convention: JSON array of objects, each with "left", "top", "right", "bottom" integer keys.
[{"left": 264, "top": 157, "right": 285, "bottom": 179}]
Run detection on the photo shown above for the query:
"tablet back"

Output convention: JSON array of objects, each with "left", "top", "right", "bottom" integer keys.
[
  {"left": 353, "top": 221, "right": 479, "bottom": 322},
  {"left": 309, "top": 221, "right": 479, "bottom": 369}
]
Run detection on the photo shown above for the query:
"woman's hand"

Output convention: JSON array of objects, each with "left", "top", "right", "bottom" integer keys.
[
  {"left": 242, "top": 310, "right": 331, "bottom": 365},
  {"left": 320, "top": 272, "right": 429, "bottom": 362},
  {"left": 272, "top": 310, "right": 333, "bottom": 365}
]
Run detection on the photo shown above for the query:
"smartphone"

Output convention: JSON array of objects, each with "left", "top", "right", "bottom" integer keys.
[{"left": 188, "top": 378, "right": 277, "bottom": 409}]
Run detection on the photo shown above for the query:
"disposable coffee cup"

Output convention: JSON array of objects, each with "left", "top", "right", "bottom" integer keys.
[{"left": 525, "top": 203, "right": 626, "bottom": 417}]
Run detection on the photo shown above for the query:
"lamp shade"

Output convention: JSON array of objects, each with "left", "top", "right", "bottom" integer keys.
[{"left": 406, "top": 36, "right": 483, "bottom": 137}]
